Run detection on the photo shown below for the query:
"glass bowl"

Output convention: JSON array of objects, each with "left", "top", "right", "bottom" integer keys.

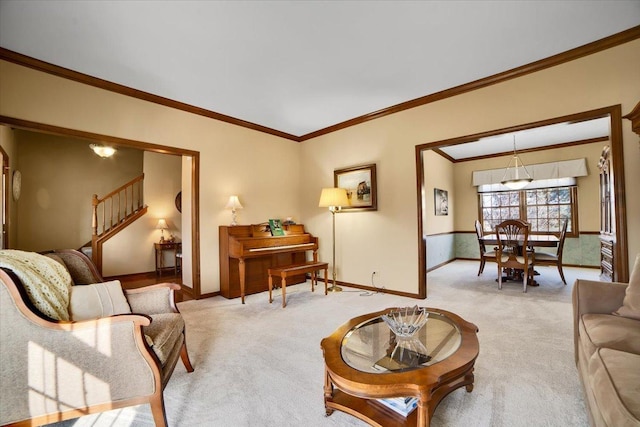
[{"left": 381, "top": 306, "right": 429, "bottom": 338}]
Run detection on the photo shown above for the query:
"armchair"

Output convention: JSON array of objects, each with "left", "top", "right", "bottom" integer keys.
[{"left": 0, "top": 249, "right": 193, "bottom": 427}]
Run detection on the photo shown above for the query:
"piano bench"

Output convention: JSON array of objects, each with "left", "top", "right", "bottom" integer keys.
[{"left": 268, "top": 261, "right": 329, "bottom": 308}]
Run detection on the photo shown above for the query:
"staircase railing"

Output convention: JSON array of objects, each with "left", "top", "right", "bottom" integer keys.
[
  {"left": 92, "top": 174, "right": 144, "bottom": 237},
  {"left": 91, "top": 174, "right": 147, "bottom": 273}
]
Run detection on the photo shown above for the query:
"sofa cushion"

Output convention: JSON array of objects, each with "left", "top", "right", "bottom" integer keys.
[
  {"left": 144, "top": 313, "right": 184, "bottom": 366},
  {"left": 588, "top": 348, "right": 640, "bottom": 427},
  {"left": 579, "top": 313, "right": 640, "bottom": 358},
  {"left": 69, "top": 280, "right": 132, "bottom": 321},
  {"left": 616, "top": 253, "right": 640, "bottom": 320}
]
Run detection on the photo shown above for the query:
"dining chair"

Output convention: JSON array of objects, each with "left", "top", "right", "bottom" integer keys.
[
  {"left": 531, "top": 218, "right": 568, "bottom": 284},
  {"left": 495, "top": 219, "right": 535, "bottom": 292},
  {"left": 475, "top": 220, "right": 497, "bottom": 276}
]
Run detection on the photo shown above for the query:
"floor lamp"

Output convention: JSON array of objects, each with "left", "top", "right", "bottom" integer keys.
[{"left": 319, "top": 187, "right": 350, "bottom": 292}]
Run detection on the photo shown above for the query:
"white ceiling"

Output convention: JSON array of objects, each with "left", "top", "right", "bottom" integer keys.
[
  {"left": 440, "top": 117, "right": 611, "bottom": 160},
  {"left": 0, "top": 1, "right": 638, "bottom": 140}
]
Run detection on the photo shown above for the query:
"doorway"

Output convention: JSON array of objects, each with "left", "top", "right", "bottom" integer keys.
[
  {"left": 0, "top": 116, "right": 202, "bottom": 298},
  {"left": 415, "top": 105, "right": 628, "bottom": 297}
]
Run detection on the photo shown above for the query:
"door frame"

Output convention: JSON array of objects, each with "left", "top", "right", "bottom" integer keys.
[
  {"left": 415, "top": 105, "right": 628, "bottom": 297},
  {"left": 0, "top": 115, "right": 203, "bottom": 298},
  {"left": 0, "top": 144, "right": 8, "bottom": 249}
]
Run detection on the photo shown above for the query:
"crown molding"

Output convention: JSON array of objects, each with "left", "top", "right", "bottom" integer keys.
[
  {"left": 299, "top": 25, "right": 640, "bottom": 141},
  {"left": 1, "top": 25, "right": 638, "bottom": 143},
  {"left": 0, "top": 47, "right": 301, "bottom": 142}
]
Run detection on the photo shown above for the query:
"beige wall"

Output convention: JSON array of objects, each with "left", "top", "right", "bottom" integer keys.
[
  {"left": 12, "top": 130, "right": 143, "bottom": 252},
  {"left": 1, "top": 38, "right": 638, "bottom": 295},
  {"left": 453, "top": 142, "right": 605, "bottom": 233},
  {"left": 423, "top": 150, "right": 455, "bottom": 235},
  {"left": 0, "top": 59, "right": 302, "bottom": 294},
  {"left": 102, "top": 151, "right": 182, "bottom": 277},
  {"left": 300, "top": 39, "right": 640, "bottom": 294}
]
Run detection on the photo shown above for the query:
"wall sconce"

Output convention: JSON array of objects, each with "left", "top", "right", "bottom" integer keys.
[
  {"left": 225, "top": 195, "right": 243, "bottom": 226},
  {"left": 90, "top": 144, "right": 117, "bottom": 158},
  {"left": 156, "top": 218, "right": 168, "bottom": 243},
  {"left": 318, "top": 187, "right": 350, "bottom": 292}
]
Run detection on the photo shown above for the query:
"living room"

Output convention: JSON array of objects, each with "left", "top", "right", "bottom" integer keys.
[{"left": 0, "top": 2, "right": 639, "bottom": 426}]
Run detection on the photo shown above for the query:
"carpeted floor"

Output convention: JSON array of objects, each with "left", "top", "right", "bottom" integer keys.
[{"left": 49, "top": 260, "right": 598, "bottom": 426}]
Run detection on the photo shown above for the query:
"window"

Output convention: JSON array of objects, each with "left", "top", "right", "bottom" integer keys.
[{"left": 479, "top": 186, "right": 577, "bottom": 236}]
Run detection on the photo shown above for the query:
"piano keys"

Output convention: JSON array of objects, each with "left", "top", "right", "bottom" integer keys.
[{"left": 219, "top": 224, "right": 319, "bottom": 303}]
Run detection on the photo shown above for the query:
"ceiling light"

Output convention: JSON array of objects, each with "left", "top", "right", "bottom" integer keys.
[
  {"left": 501, "top": 136, "right": 533, "bottom": 190},
  {"left": 90, "top": 144, "right": 116, "bottom": 158}
]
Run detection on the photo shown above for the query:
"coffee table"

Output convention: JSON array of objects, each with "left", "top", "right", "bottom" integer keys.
[{"left": 320, "top": 308, "right": 479, "bottom": 427}]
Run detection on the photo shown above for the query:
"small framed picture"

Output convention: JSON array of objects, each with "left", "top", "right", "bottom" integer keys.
[
  {"left": 334, "top": 164, "right": 377, "bottom": 211},
  {"left": 434, "top": 188, "right": 449, "bottom": 216}
]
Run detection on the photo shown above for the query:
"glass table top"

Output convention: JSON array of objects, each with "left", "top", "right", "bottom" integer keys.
[{"left": 340, "top": 310, "right": 462, "bottom": 374}]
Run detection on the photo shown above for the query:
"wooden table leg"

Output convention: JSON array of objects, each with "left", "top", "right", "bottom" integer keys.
[
  {"left": 268, "top": 274, "right": 273, "bottom": 304},
  {"left": 281, "top": 274, "right": 287, "bottom": 308},
  {"left": 323, "top": 367, "right": 335, "bottom": 416},
  {"left": 311, "top": 270, "right": 316, "bottom": 292},
  {"left": 239, "top": 258, "right": 246, "bottom": 304},
  {"left": 323, "top": 267, "right": 328, "bottom": 295},
  {"left": 417, "top": 396, "right": 430, "bottom": 427}
]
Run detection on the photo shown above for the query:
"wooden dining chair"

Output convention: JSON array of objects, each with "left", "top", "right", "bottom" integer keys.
[
  {"left": 475, "top": 220, "right": 497, "bottom": 276},
  {"left": 531, "top": 218, "right": 568, "bottom": 284},
  {"left": 495, "top": 219, "right": 535, "bottom": 293}
]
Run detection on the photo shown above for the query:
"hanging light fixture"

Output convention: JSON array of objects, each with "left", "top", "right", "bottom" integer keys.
[{"left": 501, "top": 136, "right": 533, "bottom": 190}]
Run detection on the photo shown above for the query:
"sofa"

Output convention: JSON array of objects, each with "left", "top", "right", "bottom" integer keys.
[
  {"left": 0, "top": 249, "right": 193, "bottom": 427},
  {"left": 572, "top": 253, "right": 640, "bottom": 427}
]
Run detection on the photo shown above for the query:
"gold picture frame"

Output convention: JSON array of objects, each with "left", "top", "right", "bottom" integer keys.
[{"left": 334, "top": 164, "right": 377, "bottom": 211}]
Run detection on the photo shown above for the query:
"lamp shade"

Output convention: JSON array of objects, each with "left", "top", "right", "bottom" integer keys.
[
  {"left": 225, "top": 195, "right": 243, "bottom": 210},
  {"left": 155, "top": 219, "right": 168, "bottom": 230},
  {"left": 318, "top": 188, "right": 349, "bottom": 208}
]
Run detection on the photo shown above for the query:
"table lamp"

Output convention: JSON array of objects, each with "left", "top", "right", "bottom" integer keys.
[
  {"left": 156, "top": 219, "right": 168, "bottom": 243},
  {"left": 225, "top": 195, "right": 243, "bottom": 226}
]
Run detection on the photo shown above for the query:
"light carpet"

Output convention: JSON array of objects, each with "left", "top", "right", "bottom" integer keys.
[{"left": 49, "top": 260, "right": 599, "bottom": 427}]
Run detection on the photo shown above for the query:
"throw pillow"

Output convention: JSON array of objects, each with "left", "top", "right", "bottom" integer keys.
[
  {"left": 615, "top": 253, "right": 640, "bottom": 320},
  {"left": 70, "top": 280, "right": 132, "bottom": 321}
]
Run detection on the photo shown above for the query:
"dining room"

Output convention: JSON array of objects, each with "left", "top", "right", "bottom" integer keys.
[{"left": 420, "top": 108, "right": 621, "bottom": 288}]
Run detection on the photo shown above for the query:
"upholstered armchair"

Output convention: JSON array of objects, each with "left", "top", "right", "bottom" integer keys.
[{"left": 0, "top": 249, "right": 193, "bottom": 427}]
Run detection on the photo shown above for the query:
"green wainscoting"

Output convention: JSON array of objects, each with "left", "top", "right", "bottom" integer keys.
[
  {"left": 426, "top": 233, "right": 456, "bottom": 270},
  {"left": 427, "top": 232, "right": 600, "bottom": 271}
]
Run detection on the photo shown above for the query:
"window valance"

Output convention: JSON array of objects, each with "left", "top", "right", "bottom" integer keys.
[{"left": 472, "top": 158, "right": 588, "bottom": 187}]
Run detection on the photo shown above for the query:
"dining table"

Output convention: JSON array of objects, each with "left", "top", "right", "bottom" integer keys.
[
  {"left": 480, "top": 233, "right": 559, "bottom": 286},
  {"left": 480, "top": 234, "right": 559, "bottom": 248}
]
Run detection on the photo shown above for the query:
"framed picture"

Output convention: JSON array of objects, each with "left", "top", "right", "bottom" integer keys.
[
  {"left": 434, "top": 188, "right": 449, "bottom": 216},
  {"left": 334, "top": 164, "right": 377, "bottom": 211}
]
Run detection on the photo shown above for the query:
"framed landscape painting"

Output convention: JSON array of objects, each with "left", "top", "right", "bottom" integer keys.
[{"left": 334, "top": 164, "right": 377, "bottom": 211}]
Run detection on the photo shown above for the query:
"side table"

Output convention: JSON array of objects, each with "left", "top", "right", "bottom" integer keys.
[{"left": 154, "top": 242, "right": 181, "bottom": 275}]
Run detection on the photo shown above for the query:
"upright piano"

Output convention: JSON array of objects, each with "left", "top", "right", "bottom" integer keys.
[{"left": 219, "top": 224, "right": 319, "bottom": 303}]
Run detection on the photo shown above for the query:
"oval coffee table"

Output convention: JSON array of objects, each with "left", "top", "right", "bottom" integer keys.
[{"left": 320, "top": 307, "right": 479, "bottom": 427}]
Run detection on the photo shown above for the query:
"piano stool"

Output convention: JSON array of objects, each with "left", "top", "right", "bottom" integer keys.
[{"left": 268, "top": 261, "right": 329, "bottom": 308}]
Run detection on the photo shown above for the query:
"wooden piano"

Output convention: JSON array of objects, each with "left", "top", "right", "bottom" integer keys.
[{"left": 219, "top": 224, "right": 319, "bottom": 303}]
